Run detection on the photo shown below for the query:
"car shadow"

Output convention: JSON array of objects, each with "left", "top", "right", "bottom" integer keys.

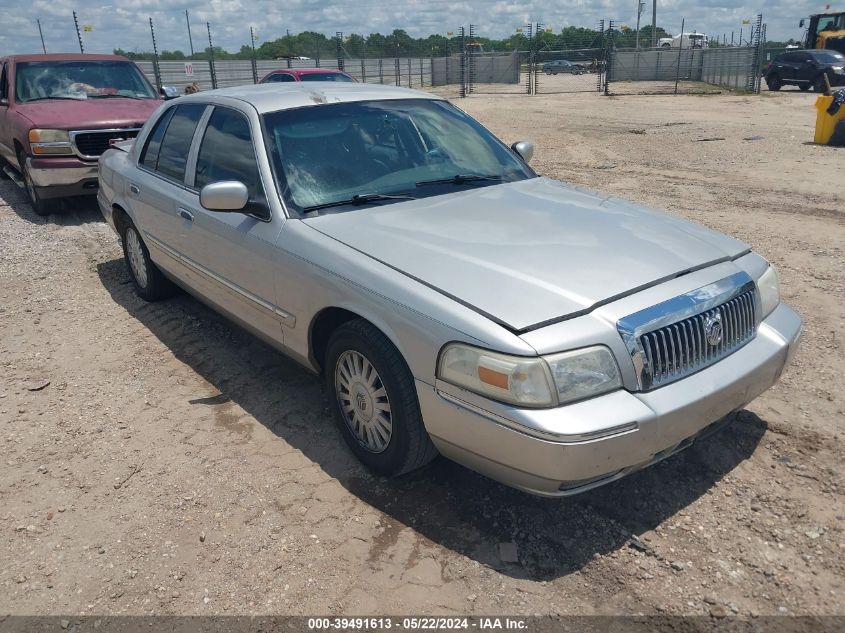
[
  {"left": 0, "top": 179, "right": 104, "bottom": 227},
  {"left": 96, "top": 257, "right": 767, "bottom": 581}
]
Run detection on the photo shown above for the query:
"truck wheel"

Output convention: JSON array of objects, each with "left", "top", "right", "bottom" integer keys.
[
  {"left": 121, "top": 219, "right": 176, "bottom": 301},
  {"left": 813, "top": 75, "right": 828, "bottom": 93},
  {"left": 18, "top": 152, "right": 57, "bottom": 217},
  {"left": 766, "top": 75, "right": 782, "bottom": 91},
  {"left": 325, "top": 319, "right": 437, "bottom": 477},
  {"left": 799, "top": 84, "right": 811, "bottom": 91}
]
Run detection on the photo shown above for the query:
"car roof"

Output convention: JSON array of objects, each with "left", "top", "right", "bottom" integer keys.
[
  {"left": 3, "top": 53, "right": 130, "bottom": 63},
  {"left": 177, "top": 82, "right": 442, "bottom": 114},
  {"left": 266, "top": 68, "right": 349, "bottom": 76}
]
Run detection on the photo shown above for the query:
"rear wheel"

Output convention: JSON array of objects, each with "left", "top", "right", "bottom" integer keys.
[
  {"left": 121, "top": 219, "right": 176, "bottom": 301},
  {"left": 18, "top": 151, "right": 57, "bottom": 217},
  {"left": 766, "top": 74, "right": 782, "bottom": 91},
  {"left": 325, "top": 319, "right": 437, "bottom": 476},
  {"left": 799, "top": 84, "right": 811, "bottom": 91}
]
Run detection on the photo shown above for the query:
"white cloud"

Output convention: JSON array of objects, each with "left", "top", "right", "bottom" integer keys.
[{"left": 0, "top": 0, "right": 821, "bottom": 55}]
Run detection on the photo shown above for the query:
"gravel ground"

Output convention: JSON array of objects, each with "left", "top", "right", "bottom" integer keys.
[{"left": 0, "top": 89, "right": 843, "bottom": 618}]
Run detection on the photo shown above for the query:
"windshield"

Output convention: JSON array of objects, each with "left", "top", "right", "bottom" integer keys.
[
  {"left": 263, "top": 99, "right": 535, "bottom": 213},
  {"left": 15, "top": 60, "right": 157, "bottom": 102},
  {"left": 810, "top": 51, "right": 845, "bottom": 63},
  {"left": 299, "top": 73, "right": 354, "bottom": 82}
]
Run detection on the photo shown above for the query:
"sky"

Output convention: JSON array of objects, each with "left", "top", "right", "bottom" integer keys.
[{"left": 0, "top": 1, "right": 838, "bottom": 55}]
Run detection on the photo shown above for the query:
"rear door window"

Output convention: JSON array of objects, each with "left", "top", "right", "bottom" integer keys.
[{"left": 150, "top": 104, "right": 206, "bottom": 181}]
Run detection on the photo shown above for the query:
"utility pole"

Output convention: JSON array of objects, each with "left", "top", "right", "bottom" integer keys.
[
  {"left": 186, "top": 10, "right": 195, "bottom": 57},
  {"left": 73, "top": 10, "right": 84, "bottom": 53},
  {"left": 636, "top": 0, "right": 646, "bottom": 49},
  {"left": 36, "top": 18, "right": 46, "bottom": 53},
  {"left": 651, "top": 0, "right": 657, "bottom": 47}
]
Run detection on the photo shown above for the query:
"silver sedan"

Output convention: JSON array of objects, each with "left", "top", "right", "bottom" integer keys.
[{"left": 97, "top": 83, "right": 801, "bottom": 496}]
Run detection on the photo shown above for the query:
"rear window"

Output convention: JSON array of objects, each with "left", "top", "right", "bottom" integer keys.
[
  {"left": 299, "top": 73, "right": 354, "bottom": 82},
  {"left": 14, "top": 60, "right": 157, "bottom": 102},
  {"left": 809, "top": 51, "right": 845, "bottom": 63}
]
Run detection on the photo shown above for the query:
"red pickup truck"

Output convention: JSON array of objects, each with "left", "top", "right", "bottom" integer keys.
[{"left": 0, "top": 53, "right": 162, "bottom": 216}]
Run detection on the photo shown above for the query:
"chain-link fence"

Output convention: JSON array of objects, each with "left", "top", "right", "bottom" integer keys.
[{"left": 136, "top": 56, "right": 434, "bottom": 94}]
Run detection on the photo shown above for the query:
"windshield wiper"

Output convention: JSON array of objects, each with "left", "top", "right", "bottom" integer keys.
[
  {"left": 88, "top": 94, "right": 152, "bottom": 100},
  {"left": 302, "top": 193, "right": 417, "bottom": 213},
  {"left": 416, "top": 174, "right": 504, "bottom": 187},
  {"left": 22, "top": 96, "right": 86, "bottom": 102}
]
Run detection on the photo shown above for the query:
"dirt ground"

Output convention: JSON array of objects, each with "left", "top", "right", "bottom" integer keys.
[{"left": 1, "top": 89, "right": 843, "bottom": 619}]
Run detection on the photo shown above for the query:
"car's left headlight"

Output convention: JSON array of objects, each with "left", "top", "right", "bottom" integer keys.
[
  {"left": 437, "top": 343, "right": 622, "bottom": 408},
  {"left": 757, "top": 265, "right": 780, "bottom": 318},
  {"left": 28, "top": 129, "right": 73, "bottom": 156}
]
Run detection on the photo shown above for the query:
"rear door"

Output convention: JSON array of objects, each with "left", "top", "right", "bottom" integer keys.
[
  {"left": 794, "top": 52, "right": 815, "bottom": 83},
  {"left": 129, "top": 102, "right": 208, "bottom": 280},
  {"left": 173, "top": 104, "right": 286, "bottom": 341}
]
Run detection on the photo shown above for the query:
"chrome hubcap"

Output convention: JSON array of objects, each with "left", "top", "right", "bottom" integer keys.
[
  {"left": 125, "top": 228, "right": 148, "bottom": 289},
  {"left": 335, "top": 350, "right": 392, "bottom": 453}
]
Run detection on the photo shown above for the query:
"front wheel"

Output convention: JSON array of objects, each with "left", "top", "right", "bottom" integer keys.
[
  {"left": 799, "top": 84, "right": 811, "bottom": 91},
  {"left": 122, "top": 219, "right": 176, "bottom": 301},
  {"left": 19, "top": 152, "right": 57, "bottom": 216},
  {"left": 813, "top": 74, "right": 828, "bottom": 93},
  {"left": 325, "top": 319, "right": 437, "bottom": 476},
  {"left": 766, "top": 74, "right": 782, "bottom": 91}
]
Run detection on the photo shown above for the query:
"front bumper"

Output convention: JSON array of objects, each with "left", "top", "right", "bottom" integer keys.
[
  {"left": 26, "top": 156, "right": 98, "bottom": 198},
  {"left": 419, "top": 302, "right": 802, "bottom": 497}
]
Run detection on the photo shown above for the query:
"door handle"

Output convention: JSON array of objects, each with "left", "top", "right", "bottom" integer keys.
[
  {"left": 129, "top": 183, "right": 140, "bottom": 195},
  {"left": 178, "top": 208, "right": 194, "bottom": 222}
]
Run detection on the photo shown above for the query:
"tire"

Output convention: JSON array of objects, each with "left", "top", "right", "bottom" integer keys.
[
  {"left": 121, "top": 219, "right": 176, "bottom": 301},
  {"left": 324, "top": 319, "right": 437, "bottom": 476},
  {"left": 18, "top": 151, "right": 57, "bottom": 216},
  {"left": 766, "top": 74, "right": 782, "bottom": 91},
  {"left": 799, "top": 84, "right": 811, "bottom": 91},
  {"left": 813, "top": 74, "right": 828, "bottom": 93}
]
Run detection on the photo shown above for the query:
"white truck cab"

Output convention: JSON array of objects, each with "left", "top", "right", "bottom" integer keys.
[{"left": 658, "top": 32, "right": 709, "bottom": 49}]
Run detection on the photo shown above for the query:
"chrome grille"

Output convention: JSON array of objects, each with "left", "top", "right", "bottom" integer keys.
[
  {"left": 617, "top": 272, "right": 759, "bottom": 391},
  {"left": 70, "top": 128, "right": 140, "bottom": 160},
  {"left": 639, "top": 289, "right": 756, "bottom": 388}
]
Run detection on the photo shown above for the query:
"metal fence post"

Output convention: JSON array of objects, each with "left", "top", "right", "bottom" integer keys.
[
  {"left": 149, "top": 17, "right": 162, "bottom": 94},
  {"left": 419, "top": 58, "right": 423, "bottom": 87},
  {"left": 336, "top": 32, "right": 345, "bottom": 71},
  {"left": 206, "top": 22, "right": 218, "bottom": 89},
  {"left": 459, "top": 27, "right": 466, "bottom": 97},
  {"left": 407, "top": 58, "right": 412, "bottom": 87},
  {"left": 674, "top": 18, "right": 685, "bottom": 95},
  {"left": 250, "top": 27, "right": 258, "bottom": 83},
  {"left": 379, "top": 58, "right": 384, "bottom": 84},
  {"left": 395, "top": 54, "right": 400, "bottom": 86}
]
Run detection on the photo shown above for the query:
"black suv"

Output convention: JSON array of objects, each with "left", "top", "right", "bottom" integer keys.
[{"left": 765, "top": 49, "right": 845, "bottom": 92}]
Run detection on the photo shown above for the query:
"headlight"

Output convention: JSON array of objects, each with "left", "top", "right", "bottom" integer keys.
[
  {"left": 545, "top": 346, "right": 622, "bottom": 404},
  {"left": 438, "top": 344, "right": 555, "bottom": 407},
  {"left": 437, "top": 343, "right": 622, "bottom": 408},
  {"left": 757, "top": 265, "right": 780, "bottom": 318},
  {"left": 28, "top": 129, "right": 73, "bottom": 155}
]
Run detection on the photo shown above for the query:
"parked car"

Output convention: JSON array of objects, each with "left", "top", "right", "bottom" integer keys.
[
  {"left": 765, "top": 49, "right": 845, "bottom": 92},
  {"left": 259, "top": 69, "right": 356, "bottom": 84},
  {"left": 0, "top": 53, "right": 162, "bottom": 215},
  {"left": 542, "top": 60, "right": 587, "bottom": 75},
  {"left": 98, "top": 83, "right": 801, "bottom": 497}
]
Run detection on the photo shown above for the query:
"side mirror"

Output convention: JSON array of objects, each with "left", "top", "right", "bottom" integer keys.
[
  {"left": 799, "top": 19, "right": 805, "bottom": 28},
  {"left": 160, "top": 86, "right": 180, "bottom": 100},
  {"left": 511, "top": 140, "right": 534, "bottom": 164},
  {"left": 200, "top": 181, "right": 249, "bottom": 211}
]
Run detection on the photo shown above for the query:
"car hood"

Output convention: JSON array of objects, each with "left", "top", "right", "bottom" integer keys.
[
  {"left": 15, "top": 98, "right": 161, "bottom": 130},
  {"left": 303, "top": 177, "right": 749, "bottom": 331}
]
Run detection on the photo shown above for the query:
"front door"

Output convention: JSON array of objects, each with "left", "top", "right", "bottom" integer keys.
[{"left": 174, "top": 105, "right": 285, "bottom": 343}]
